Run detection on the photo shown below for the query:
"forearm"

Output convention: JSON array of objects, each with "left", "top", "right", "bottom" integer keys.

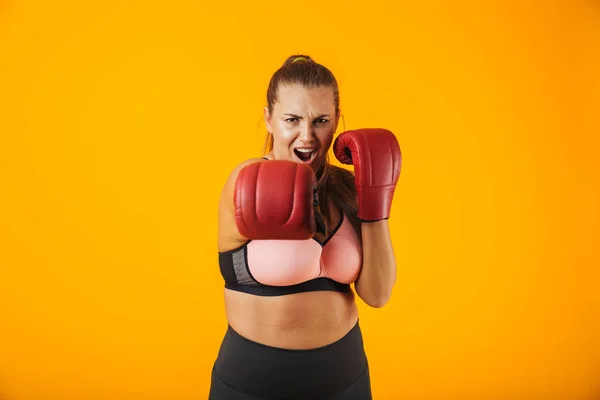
[{"left": 355, "top": 220, "right": 397, "bottom": 308}]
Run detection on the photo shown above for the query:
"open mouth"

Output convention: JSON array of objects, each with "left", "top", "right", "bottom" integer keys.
[{"left": 293, "top": 148, "right": 318, "bottom": 164}]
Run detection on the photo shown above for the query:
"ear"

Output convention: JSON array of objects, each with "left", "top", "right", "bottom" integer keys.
[{"left": 264, "top": 106, "right": 273, "bottom": 133}]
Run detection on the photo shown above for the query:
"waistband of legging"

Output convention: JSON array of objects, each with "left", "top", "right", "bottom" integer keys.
[{"left": 214, "top": 320, "right": 367, "bottom": 399}]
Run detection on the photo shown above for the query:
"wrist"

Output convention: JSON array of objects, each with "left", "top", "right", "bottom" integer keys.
[{"left": 360, "top": 219, "right": 390, "bottom": 236}]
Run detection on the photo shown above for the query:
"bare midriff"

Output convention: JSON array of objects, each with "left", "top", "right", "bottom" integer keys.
[{"left": 224, "top": 288, "right": 359, "bottom": 349}]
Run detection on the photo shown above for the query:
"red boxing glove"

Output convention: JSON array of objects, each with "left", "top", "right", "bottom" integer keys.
[
  {"left": 333, "top": 128, "right": 402, "bottom": 222},
  {"left": 234, "top": 160, "right": 323, "bottom": 240}
]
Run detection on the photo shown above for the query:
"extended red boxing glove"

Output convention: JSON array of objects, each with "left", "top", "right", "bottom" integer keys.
[
  {"left": 234, "top": 160, "right": 325, "bottom": 240},
  {"left": 333, "top": 128, "right": 402, "bottom": 222}
]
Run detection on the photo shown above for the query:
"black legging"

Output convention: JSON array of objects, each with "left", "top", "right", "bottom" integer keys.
[{"left": 209, "top": 321, "right": 372, "bottom": 399}]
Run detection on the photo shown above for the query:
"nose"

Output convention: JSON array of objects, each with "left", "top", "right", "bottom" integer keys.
[{"left": 297, "top": 121, "right": 316, "bottom": 143}]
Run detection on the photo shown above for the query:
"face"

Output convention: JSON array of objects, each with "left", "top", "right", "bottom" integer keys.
[{"left": 265, "top": 84, "right": 338, "bottom": 171}]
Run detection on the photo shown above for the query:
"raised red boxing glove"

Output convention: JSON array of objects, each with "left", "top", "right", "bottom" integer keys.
[
  {"left": 333, "top": 128, "right": 402, "bottom": 222},
  {"left": 234, "top": 160, "right": 324, "bottom": 240}
]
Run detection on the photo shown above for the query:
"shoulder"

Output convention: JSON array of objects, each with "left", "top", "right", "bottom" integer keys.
[
  {"left": 220, "top": 158, "right": 265, "bottom": 199},
  {"left": 231, "top": 157, "right": 266, "bottom": 175},
  {"left": 224, "top": 158, "right": 265, "bottom": 184}
]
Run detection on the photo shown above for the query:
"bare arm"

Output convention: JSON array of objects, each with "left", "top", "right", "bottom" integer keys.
[{"left": 355, "top": 220, "right": 397, "bottom": 308}]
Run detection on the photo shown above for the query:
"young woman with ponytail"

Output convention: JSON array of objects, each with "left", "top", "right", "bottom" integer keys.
[{"left": 211, "top": 55, "right": 402, "bottom": 399}]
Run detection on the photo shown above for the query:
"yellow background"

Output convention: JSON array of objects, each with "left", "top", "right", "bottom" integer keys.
[{"left": 1, "top": 1, "right": 599, "bottom": 399}]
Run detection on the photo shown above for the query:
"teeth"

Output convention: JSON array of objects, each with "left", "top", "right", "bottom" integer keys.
[{"left": 296, "top": 149, "right": 315, "bottom": 153}]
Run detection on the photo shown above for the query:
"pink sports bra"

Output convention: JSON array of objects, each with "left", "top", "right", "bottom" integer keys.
[{"left": 218, "top": 211, "right": 363, "bottom": 296}]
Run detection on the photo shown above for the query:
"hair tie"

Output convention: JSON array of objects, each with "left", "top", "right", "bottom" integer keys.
[{"left": 292, "top": 56, "right": 308, "bottom": 63}]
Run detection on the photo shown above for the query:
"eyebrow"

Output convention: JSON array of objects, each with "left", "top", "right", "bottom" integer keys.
[{"left": 284, "top": 113, "right": 330, "bottom": 118}]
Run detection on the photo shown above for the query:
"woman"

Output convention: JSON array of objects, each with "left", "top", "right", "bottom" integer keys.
[{"left": 210, "top": 55, "right": 401, "bottom": 399}]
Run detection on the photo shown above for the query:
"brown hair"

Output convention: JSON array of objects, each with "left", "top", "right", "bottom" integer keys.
[{"left": 263, "top": 55, "right": 361, "bottom": 237}]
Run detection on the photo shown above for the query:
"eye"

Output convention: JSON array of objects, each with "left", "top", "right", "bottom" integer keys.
[
  {"left": 314, "top": 119, "right": 329, "bottom": 125},
  {"left": 285, "top": 117, "right": 299, "bottom": 124}
]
